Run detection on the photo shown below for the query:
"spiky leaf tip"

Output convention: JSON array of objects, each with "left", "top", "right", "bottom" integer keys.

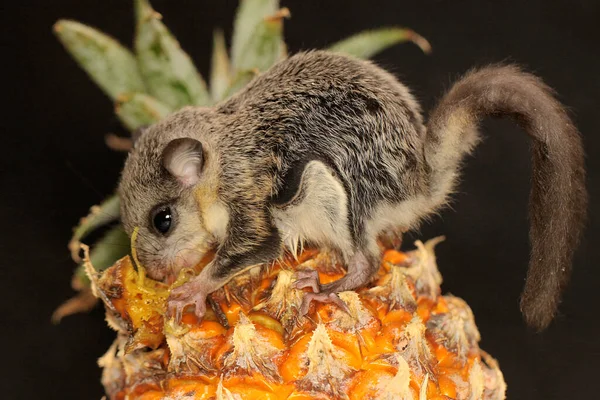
[
  {"left": 53, "top": 20, "right": 145, "bottom": 100},
  {"left": 231, "top": 0, "right": 279, "bottom": 68},
  {"left": 134, "top": 0, "right": 210, "bottom": 109},
  {"left": 210, "top": 29, "right": 231, "bottom": 102},
  {"left": 328, "top": 27, "right": 431, "bottom": 59},
  {"left": 234, "top": 8, "right": 290, "bottom": 73}
]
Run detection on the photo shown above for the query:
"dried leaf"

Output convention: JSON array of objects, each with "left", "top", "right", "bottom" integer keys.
[
  {"left": 121, "top": 347, "right": 167, "bottom": 387},
  {"left": 231, "top": 0, "right": 279, "bottom": 69},
  {"left": 402, "top": 236, "right": 445, "bottom": 299},
  {"left": 115, "top": 92, "right": 171, "bottom": 131},
  {"left": 420, "top": 373, "right": 430, "bottom": 400},
  {"left": 51, "top": 287, "right": 97, "bottom": 323},
  {"left": 104, "top": 133, "right": 133, "bottom": 152},
  {"left": 69, "top": 194, "right": 120, "bottom": 262},
  {"left": 469, "top": 359, "right": 485, "bottom": 400},
  {"left": 53, "top": 20, "right": 145, "bottom": 100},
  {"left": 55, "top": 231, "right": 128, "bottom": 321},
  {"left": 134, "top": 0, "right": 209, "bottom": 108},
  {"left": 98, "top": 337, "right": 126, "bottom": 398},
  {"left": 381, "top": 355, "right": 412, "bottom": 399},
  {"left": 328, "top": 27, "right": 431, "bottom": 59},
  {"left": 480, "top": 351, "right": 507, "bottom": 400}
]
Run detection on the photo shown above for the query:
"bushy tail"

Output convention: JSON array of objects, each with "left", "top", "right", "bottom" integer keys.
[{"left": 425, "top": 65, "right": 587, "bottom": 330}]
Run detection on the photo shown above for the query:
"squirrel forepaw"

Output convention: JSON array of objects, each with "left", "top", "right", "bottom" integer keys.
[{"left": 167, "top": 280, "right": 208, "bottom": 323}]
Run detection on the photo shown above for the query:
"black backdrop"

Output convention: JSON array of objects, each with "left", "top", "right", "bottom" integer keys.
[{"left": 3, "top": 0, "right": 599, "bottom": 399}]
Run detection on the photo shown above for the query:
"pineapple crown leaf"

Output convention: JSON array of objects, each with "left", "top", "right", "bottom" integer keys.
[
  {"left": 74, "top": 226, "right": 130, "bottom": 286},
  {"left": 58, "top": 198, "right": 128, "bottom": 321},
  {"left": 115, "top": 92, "right": 171, "bottom": 131},
  {"left": 87, "top": 227, "right": 130, "bottom": 273},
  {"left": 53, "top": 19, "right": 146, "bottom": 100},
  {"left": 68, "top": 194, "right": 120, "bottom": 262},
  {"left": 210, "top": 29, "right": 231, "bottom": 102},
  {"left": 328, "top": 27, "right": 432, "bottom": 59},
  {"left": 134, "top": 0, "right": 210, "bottom": 109},
  {"left": 221, "top": 69, "right": 260, "bottom": 102},
  {"left": 233, "top": 7, "right": 290, "bottom": 73},
  {"left": 230, "top": 0, "right": 280, "bottom": 69}
]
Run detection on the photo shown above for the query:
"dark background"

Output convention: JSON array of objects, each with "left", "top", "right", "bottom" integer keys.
[{"left": 2, "top": 0, "right": 599, "bottom": 398}]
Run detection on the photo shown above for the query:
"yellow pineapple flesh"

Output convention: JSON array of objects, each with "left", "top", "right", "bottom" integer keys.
[{"left": 90, "top": 238, "right": 506, "bottom": 400}]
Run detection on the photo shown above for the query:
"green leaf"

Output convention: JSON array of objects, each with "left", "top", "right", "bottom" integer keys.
[
  {"left": 115, "top": 92, "right": 171, "bottom": 131},
  {"left": 328, "top": 27, "right": 431, "bottom": 59},
  {"left": 53, "top": 20, "right": 146, "bottom": 100},
  {"left": 74, "top": 226, "right": 130, "bottom": 285},
  {"left": 210, "top": 29, "right": 231, "bottom": 103},
  {"left": 235, "top": 8, "right": 290, "bottom": 72},
  {"left": 134, "top": 0, "right": 210, "bottom": 109},
  {"left": 68, "top": 195, "right": 120, "bottom": 262},
  {"left": 231, "top": 0, "right": 279, "bottom": 69},
  {"left": 221, "top": 70, "right": 259, "bottom": 100}
]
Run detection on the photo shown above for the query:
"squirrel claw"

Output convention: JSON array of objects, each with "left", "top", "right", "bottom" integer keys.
[
  {"left": 293, "top": 269, "right": 321, "bottom": 293},
  {"left": 300, "top": 292, "right": 350, "bottom": 316},
  {"left": 294, "top": 269, "right": 350, "bottom": 315}
]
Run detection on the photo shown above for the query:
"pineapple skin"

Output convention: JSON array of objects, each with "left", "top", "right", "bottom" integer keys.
[{"left": 92, "top": 238, "right": 505, "bottom": 400}]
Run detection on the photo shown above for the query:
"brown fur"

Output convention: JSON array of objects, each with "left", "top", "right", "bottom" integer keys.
[
  {"left": 118, "top": 52, "right": 586, "bottom": 329},
  {"left": 427, "top": 65, "right": 587, "bottom": 329}
]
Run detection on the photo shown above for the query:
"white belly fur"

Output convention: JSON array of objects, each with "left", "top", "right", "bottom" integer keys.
[
  {"left": 272, "top": 160, "right": 354, "bottom": 258},
  {"left": 363, "top": 195, "right": 437, "bottom": 243},
  {"left": 272, "top": 161, "right": 441, "bottom": 259}
]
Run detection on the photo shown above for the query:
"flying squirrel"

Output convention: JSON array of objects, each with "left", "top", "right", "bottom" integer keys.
[{"left": 118, "top": 50, "right": 587, "bottom": 330}]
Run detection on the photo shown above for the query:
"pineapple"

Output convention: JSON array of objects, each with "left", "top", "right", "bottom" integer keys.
[
  {"left": 87, "top": 238, "right": 506, "bottom": 399},
  {"left": 52, "top": 0, "right": 506, "bottom": 398}
]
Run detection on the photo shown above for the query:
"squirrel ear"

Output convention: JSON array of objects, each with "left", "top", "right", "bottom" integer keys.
[{"left": 162, "top": 138, "right": 204, "bottom": 187}]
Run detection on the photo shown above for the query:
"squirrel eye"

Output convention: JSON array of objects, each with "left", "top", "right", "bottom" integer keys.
[{"left": 153, "top": 207, "right": 173, "bottom": 235}]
